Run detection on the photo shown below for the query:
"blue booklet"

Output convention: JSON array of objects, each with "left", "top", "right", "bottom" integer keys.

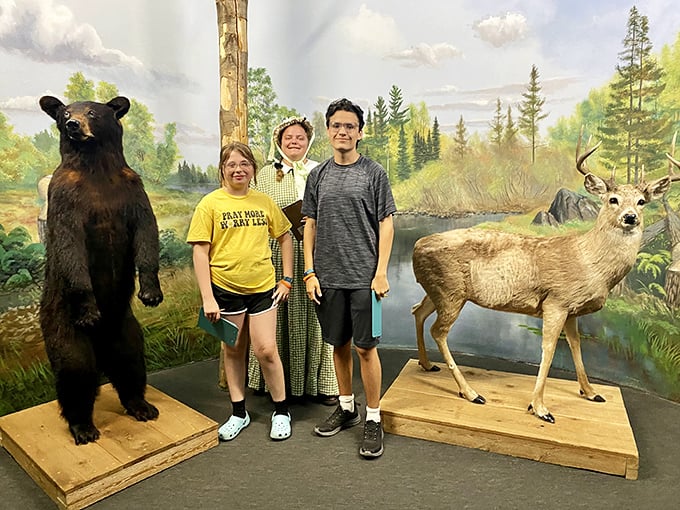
[
  {"left": 197, "top": 307, "right": 239, "bottom": 346},
  {"left": 371, "top": 290, "right": 382, "bottom": 338}
]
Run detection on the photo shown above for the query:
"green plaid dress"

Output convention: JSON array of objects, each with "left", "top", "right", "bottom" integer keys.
[{"left": 247, "top": 163, "right": 338, "bottom": 398}]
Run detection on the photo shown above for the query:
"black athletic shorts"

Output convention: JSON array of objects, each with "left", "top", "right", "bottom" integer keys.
[
  {"left": 211, "top": 284, "right": 276, "bottom": 316},
  {"left": 315, "top": 288, "right": 379, "bottom": 349}
]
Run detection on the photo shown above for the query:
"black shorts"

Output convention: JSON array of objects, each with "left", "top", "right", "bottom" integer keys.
[
  {"left": 315, "top": 288, "right": 379, "bottom": 349},
  {"left": 211, "top": 284, "right": 276, "bottom": 316}
]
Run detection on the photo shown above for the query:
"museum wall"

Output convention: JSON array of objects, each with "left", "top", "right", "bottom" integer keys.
[{"left": 1, "top": 1, "right": 679, "bottom": 415}]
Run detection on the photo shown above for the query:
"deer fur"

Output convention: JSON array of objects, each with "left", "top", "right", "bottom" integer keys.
[{"left": 412, "top": 145, "right": 672, "bottom": 423}]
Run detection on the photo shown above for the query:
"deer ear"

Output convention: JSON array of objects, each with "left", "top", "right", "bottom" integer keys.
[
  {"left": 642, "top": 176, "right": 671, "bottom": 201},
  {"left": 583, "top": 173, "right": 608, "bottom": 197}
]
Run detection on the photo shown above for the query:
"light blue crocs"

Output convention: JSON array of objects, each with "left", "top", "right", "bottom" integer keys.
[
  {"left": 218, "top": 412, "right": 250, "bottom": 441},
  {"left": 270, "top": 412, "right": 291, "bottom": 441}
]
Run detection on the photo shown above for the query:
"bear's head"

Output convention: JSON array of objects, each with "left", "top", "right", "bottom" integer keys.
[{"left": 39, "top": 96, "right": 130, "bottom": 146}]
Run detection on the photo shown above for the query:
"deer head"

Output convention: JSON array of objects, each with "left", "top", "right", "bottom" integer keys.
[{"left": 577, "top": 132, "right": 671, "bottom": 234}]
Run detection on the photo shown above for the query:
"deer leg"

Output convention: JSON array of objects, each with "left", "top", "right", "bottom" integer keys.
[
  {"left": 563, "top": 316, "right": 605, "bottom": 403},
  {"left": 430, "top": 303, "right": 485, "bottom": 404},
  {"left": 529, "top": 307, "right": 567, "bottom": 423},
  {"left": 412, "top": 295, "right": 439, "bottom": 372}
]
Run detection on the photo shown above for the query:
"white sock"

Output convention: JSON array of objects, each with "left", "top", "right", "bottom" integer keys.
[
  {"left": 366, "top": 405, "right": 381, "bottom": 423},
  {"left": 339, "top": 394, "right": 354, "bottom": 413}
]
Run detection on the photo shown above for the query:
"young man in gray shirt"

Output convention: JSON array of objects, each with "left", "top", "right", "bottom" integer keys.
[{"left": 302, "top": 98, "right": 396, "bottom": 458}]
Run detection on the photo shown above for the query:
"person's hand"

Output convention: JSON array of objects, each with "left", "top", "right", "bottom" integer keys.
[
  {"left": 371, "top": 274, "right": 390, "bottom": 300},
  {"left": 305, "top": 275, "right": 322, "bottom": 305},
  {"left": 203, "top": 298, "right": 221, "bottom": 322},
  {"left": 272, "top": 281, "right": 291, "bottom": 305}
]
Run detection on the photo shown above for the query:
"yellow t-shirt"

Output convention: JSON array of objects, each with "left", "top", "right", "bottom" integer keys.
[{"left": 186, "top": 188, "right": 292, "bottom": 294}]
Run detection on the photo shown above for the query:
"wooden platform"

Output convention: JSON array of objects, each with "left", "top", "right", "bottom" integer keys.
[
  {"left": 381, "top": 359, "right": 639, "bottom": 479},
  {"left": 0, "top": 384, "right": 218, "bottom": 509}
]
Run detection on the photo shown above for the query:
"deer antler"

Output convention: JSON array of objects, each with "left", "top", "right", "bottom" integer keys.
[
  {"left": 576, "top": 126, "right": 603, "bottom": 176},
  {"left": 666, "top": 131, "right": 680, "bottom": 183}
]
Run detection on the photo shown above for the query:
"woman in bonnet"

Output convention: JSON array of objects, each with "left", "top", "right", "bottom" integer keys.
[{"left": 247, "top": 117, "right": 338, "bottom": 405}]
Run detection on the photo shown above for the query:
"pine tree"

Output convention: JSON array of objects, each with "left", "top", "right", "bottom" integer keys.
[
  {"left": 518, "top": 65, "right": 548, "bottom": 163},
  {"left": 431, "top": 117, "right": 441, "bottom": 159},
  {"left": 412, "top": 132, "right": 423, "bottom": 171},
  {"left": 453, "top": 115, "right": 468, "bottom": 159},
  {"left": 504, "top": 106, "right": 518, "bottom": 146},
  {"left": 396, "top": 124, "right": 411, "bottom": 180},
  {"left": 489, "top": 98, "right": 505, "bottom": 149},
  {"left": 387, "top": 85, "right": 409, "bottom": 128},
  {"left": 372, "top": 96, "right": 390, "bottom": 170},
  {"left": 599, "top": 6, "right": 669, "bottom": 183}
]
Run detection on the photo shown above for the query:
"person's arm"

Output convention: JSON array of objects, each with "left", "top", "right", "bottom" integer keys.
[
  {"left": 272, "top": 232, "right": 293, "bottom": 304},
  {"left": 371, "top": 214, "right": 394, "bottom": 299},
  {"left": 192, "top": 242, "right": 220, "bottom": 321},
  {"left": 303, "top": 217, "right": 322, "bottom": 304}
]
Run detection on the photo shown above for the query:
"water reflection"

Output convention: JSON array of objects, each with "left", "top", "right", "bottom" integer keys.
[{"left": 383, "top": 213, "right": 647, "bottom": 391}]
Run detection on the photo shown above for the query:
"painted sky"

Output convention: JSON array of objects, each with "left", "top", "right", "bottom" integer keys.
[{"left": 1, "top": 0, "right": 679, "bottom": 169}]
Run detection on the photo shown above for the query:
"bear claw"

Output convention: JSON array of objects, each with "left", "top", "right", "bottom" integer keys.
[{"left": 70, "top": 423, "right": 100, "bottom": 445}]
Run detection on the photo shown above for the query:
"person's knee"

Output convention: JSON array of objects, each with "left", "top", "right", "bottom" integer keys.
[
  {"left": 355, "top": 345, "right": 377, "bottom": 362},
  {"left": 253, "top": 345, "right": 278, "bottom": 365}
]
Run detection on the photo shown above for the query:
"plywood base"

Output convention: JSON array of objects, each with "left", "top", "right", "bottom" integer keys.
[
  {"left": 381, "top": 360, "right": 639, "bottom": 479},
  {"left": 0, "top": 384, "right": 218, "bottom": 509}
]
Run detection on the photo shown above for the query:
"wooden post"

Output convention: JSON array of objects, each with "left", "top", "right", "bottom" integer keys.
[
  {"left": 216, "top": 0, "right": 248, "bottom": 145},
  {"left": 215, "top": 0, "right": 249, "bottom": 388}
]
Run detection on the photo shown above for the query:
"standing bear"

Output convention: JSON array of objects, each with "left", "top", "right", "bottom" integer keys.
[{"left": 39, "top": 96, "right": 163, "bottom": 445}]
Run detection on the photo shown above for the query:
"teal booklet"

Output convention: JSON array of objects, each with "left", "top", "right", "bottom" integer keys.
[
  {"left": 197, "top": 307, "right": 239, "bottom": 346},
  {"left": 371, "top": 291, "right": 382, "bottom": 338}
]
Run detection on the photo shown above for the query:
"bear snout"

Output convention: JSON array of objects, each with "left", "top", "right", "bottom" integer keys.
[{"left": 65, "top": 118, "right": 93, "bottom": 141}]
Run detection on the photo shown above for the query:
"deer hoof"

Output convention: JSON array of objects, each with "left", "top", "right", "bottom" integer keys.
[
  {"left": 580, "top": 390, "right": 606, "bottom": 403},
  {"left": 419, "top": 362, "right": 440, "bottom": 372},
  {"left": 459, "top": 392, "right": 486, "bottom": 405},
  {"left": 528, "top": 404, "right": 555, "bottom": 424}
]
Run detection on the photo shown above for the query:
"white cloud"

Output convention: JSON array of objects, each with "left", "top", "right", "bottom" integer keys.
[
  {"left": 337, "top": 4, "right": 402, "bottom": 56},
  {"left": 473, "top": 12, "right": 528, "bottom": 48},
  {"left": 386, "top": 42, "right": 463, "bottom": 68},
  {"left": 0, "top": 94, "right": 44, "bottom": 110},
  {"left": 422, "top": 85, "right": 460, "bottom": 96},
  {"left": 0, "top": 0, "right": 193, "bottom": 89},
  {"left": 0, "top": 0, "right": 143, "bottom": 68},
  {"left": 174, "top": 122, "right": 219, "bottom": 147}
]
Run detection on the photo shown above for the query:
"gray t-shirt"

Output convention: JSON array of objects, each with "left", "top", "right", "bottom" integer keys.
[{"left": 302, "top": 155, "right": 396, "bottom": 289}]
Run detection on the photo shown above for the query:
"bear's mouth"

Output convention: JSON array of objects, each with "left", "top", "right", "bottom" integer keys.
[{"left": 67, "top": 132, "right": 93, "bottom": 142}]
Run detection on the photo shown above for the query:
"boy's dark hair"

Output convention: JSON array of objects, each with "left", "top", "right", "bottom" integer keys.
[{"left": 325, "top": 98, "right": 365, "bottom": 131}]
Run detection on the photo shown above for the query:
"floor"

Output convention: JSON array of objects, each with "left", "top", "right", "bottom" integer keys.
[{"left": 1, "top": 348, "right": 679, "bottom": 509}]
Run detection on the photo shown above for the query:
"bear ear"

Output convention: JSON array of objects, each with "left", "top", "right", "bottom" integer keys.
[
  {"left": 107, "top": 96, "right": 131, "bottom": 119},
  {"left": 39, "top": 96, "right": 65, "bottom": 121}
]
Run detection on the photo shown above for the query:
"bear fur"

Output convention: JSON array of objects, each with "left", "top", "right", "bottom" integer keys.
[{"left": 39, "top": 96, "right": 163, "bottom": 445}]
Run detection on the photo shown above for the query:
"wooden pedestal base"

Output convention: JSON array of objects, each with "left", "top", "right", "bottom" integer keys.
[
  {"left": 381, "top": 359, "right": 639, "bottom": 479},
  {"left": 0, "top": 384, "right": 218, "bottom": 509}
]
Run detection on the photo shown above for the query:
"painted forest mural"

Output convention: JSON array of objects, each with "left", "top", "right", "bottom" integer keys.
[{"left": 1, "top": 1, "right": 679, "bottom": 416}]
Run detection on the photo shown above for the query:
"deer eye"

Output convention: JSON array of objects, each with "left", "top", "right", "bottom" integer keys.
[
  {"left": 609, "top": 197, "right": 619, "bottom": 205},
  {"left": 637, "top": 198, "right": 646, "bottom": 206}
]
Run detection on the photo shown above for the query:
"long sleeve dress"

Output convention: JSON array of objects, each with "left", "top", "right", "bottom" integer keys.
[{"left": 247, "top": 161, "right": 338, "bottom": 399}]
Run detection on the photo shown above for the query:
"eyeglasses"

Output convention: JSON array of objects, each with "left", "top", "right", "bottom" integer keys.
[
  {"left": 329, "top": 122, "right": 358, "bottom": 132},
  {"left": 224, "top": 161, "right": 253, "bottom": 170}
]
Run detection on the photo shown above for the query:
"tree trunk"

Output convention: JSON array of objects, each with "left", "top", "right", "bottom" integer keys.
[
  {"left": 215, "top": 0, "right": 248, "bottom": 388},
  {"left": 663, "top": 199, "right": 680, "bottom": 308},
  {"left": 216, "top": 0, "right": 248, "bottom": 146}
]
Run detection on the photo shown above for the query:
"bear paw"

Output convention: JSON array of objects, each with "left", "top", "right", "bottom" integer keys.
[
  {"left": 75, "top": 301, "right": 101, "bottom": 328},
  {"left": 138, "top": 288, "right": 163, "bottom": 307},
  {"left": 125, "top": 398, "right": 160, "bottom": 422},
  {"left": 69, "top": 422, "right": 101, "bottom": 445}
]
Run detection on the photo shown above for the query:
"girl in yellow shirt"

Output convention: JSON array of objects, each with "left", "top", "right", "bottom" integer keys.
[{"left": 187, "top": 142, "right": 294, "bottom": 441}]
